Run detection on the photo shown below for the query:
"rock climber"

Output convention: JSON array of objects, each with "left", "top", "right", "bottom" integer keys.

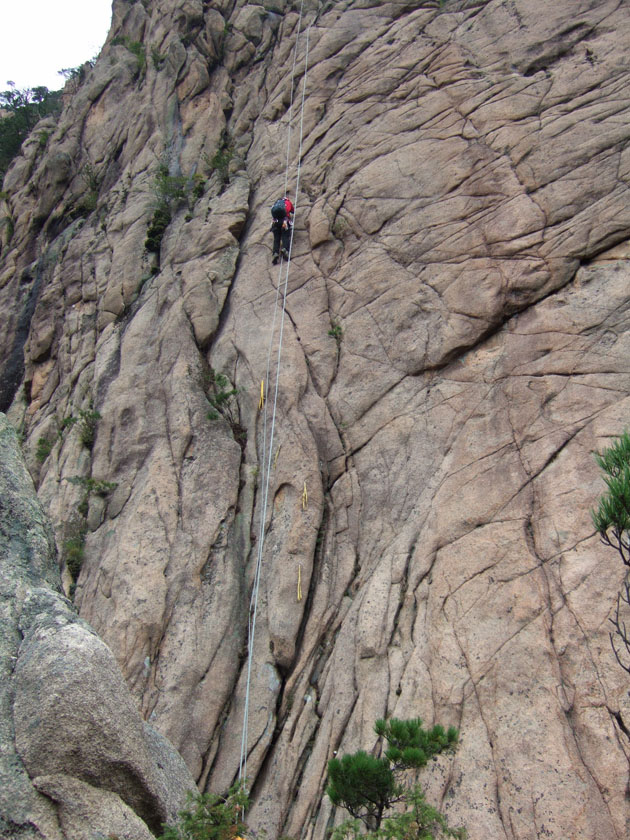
[{"left": 270, "top": 190, "right": 294, "bottom": 264}]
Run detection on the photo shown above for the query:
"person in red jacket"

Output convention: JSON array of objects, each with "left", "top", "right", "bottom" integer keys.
[{"left": 271, "top": 190, "right": 294, "bottom": 264}]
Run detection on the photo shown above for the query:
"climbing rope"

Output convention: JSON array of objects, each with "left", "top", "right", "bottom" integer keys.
[{"left": 238, "top": 2, "right": 311, "bottom": 786}]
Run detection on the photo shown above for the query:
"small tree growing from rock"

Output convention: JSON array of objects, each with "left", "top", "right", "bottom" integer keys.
[
  {"left": 327, "top": 717, "right": 464, "bottom": 839},
  {"left": 592, "top": 430, "right": 630, "bottom": 677}
]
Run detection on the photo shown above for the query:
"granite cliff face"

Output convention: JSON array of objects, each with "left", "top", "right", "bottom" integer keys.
[{"left": 2, "top": 0, "right": 630, "bottom": 837}]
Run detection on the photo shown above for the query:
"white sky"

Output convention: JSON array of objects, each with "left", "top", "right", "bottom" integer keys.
[{"left": 1, "top": 0, "right": 113, "bottom": 92}]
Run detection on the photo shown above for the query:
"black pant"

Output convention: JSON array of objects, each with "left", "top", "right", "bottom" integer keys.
[{"left": 272, "top": 221, "right": 292, "bottom": 255}]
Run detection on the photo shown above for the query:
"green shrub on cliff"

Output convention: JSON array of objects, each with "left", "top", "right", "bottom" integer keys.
[
  {"left": 63, "top": 520, "right": 86, "bottom": 584},
  {"left": 112, "top": 35, "right": 146, "bottom": 77},
  {"left": 77, "top": 407, "right": 101, "bottom": 449},
  {"left": 145, "top": 163, "right": 187, "bottom": 254},
  {"left": 36, "top": 436, "right": 53, "bottom": 462},
  {"left": 158, "top": 782, "right": 249, "bottom": 840}
]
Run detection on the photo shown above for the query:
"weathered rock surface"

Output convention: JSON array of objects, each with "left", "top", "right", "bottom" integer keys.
[
  {"left": 2, "top": 0, "right": 630, "bottom": 837},
  {"left": 0, "top": 415, "right": 195, "bottom": 838}
]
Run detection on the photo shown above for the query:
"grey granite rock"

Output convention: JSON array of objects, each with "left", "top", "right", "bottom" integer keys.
[{"left": 0, "top": 416, "right": 195, "bottom": 838}]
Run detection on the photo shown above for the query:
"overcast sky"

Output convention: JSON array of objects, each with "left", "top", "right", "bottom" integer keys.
[{"left": 1, "top": 0, "right": 113, "bottom": 92}]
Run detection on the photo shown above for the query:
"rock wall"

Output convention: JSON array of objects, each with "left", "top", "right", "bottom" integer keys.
[
  {"left": 0, "top": 415, "right": 195, "bottom": 838},
  {"left": 1, "top": 0, "right": 630, "bottom": 837}
]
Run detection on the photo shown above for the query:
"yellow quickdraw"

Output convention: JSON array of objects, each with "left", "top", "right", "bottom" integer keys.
[
  {"left": 297, "top": 564, "right": 302, "bottom": 601},
  {"left": 258, "top": 379, "right": 264, "bottom": 410},
  {"left": 302, "top": 481, "right": 308, "bottom": 510}
]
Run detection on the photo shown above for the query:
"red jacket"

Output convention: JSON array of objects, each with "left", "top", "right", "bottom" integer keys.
[{"left": 284, "top": 197, "right": 294, "bottom": 216}]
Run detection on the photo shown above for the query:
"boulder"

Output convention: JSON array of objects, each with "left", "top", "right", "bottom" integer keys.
[{"left": 0, "top": 415, "right": 196, "bottom": 838}]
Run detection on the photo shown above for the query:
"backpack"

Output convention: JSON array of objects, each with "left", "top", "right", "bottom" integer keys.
[{"left": 271, "top": 198, "right": 287, "bottom": 221}]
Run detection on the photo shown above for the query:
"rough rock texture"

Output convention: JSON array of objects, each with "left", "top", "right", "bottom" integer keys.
[
  {"left": 2, "top": 0, "right": 630, "bottom": 837},
  {"left": 0, "top": 415, "right": 195, "bottom": 838}
]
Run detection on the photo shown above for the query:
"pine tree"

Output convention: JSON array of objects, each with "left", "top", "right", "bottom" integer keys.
[
  {"left": 375, "top": 717, "right": 458, "bottom": 770},
  {"left": 592, "top": 431, "right": 630, "bottom": 678},
  {"left": 327, "top": 751, "right": 401, "bottom": 829},
  {"left": 326, "top": 718, "right": 464, "bottom": 838}
]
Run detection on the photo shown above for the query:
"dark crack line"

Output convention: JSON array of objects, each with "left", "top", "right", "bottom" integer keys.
[{"left": 450, "top": 630, "right": 510, "bottom": 840}]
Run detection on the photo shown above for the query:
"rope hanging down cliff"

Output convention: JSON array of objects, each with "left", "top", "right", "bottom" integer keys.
[{"left": 238, "top": 5, "right": 311, "bottom": 786}]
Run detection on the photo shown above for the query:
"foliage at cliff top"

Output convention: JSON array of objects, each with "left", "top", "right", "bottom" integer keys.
[{"left": 0, "top": 83, "right": 61, "bottom": 182}]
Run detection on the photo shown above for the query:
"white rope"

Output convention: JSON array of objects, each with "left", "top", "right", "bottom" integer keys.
[
  {"left": 283, "top": 4, "right": 303, "bottom": 199},
  {"left": 238, "top": 2, "right": 311, "bottom": 786}
]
